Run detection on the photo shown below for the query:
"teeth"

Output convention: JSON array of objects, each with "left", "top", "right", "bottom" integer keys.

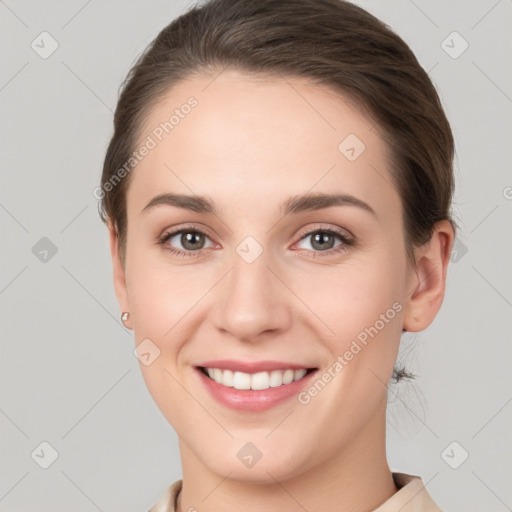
[
  {"left": 283, "top": 369, "right": 295, "bottom": 385},
  {"left": 233, "top": 371, "right": 251, "bottom": 389},
  {"left": 221, "top": 369, "right": 234, "bottom": 387},
  {"left": 204, "top": 367, "right": 309, "bottom": 390},
  {"left": 251, "top": 371, "right": 269, "bottom": 390},
  {"left": 269, "top": 370, "right": 283, "bottom": 387}
]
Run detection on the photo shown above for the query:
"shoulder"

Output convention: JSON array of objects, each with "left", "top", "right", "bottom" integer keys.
[
  {"left": 147, "top": 479, "right": 182, "bottom": 512},
  {"left": 372, "top": 472, "right": 444, "bottom": 512}
]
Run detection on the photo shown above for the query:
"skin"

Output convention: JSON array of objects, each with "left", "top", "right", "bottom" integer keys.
[{"left": 108, "top": 69, "right": 454, "bottom": 512}]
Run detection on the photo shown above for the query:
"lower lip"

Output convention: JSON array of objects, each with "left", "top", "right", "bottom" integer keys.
[{"left": 195, "top": 367, "right": 318, "bottom": 412}]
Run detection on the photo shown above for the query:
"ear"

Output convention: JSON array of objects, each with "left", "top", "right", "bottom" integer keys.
[
  {"left": 108, "top": 221, "right": 132, "bottom": 329},
  {"left": 402, "top": 220, "right": 455, "bottom": 332}
]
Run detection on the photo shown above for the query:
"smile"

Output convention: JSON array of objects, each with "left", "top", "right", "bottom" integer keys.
[
  {"left": 199, "top": 367, "right": 315, "bottom": 390},
  {"left": 195, "top": 361, "right": 319, "bottom": 412}
]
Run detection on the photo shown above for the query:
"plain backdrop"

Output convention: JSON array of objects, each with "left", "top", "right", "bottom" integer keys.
[{"left": 1, "top": 1, "right": 511, "bottom": 511}]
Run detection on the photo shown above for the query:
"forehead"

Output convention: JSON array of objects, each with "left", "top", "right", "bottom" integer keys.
[{"left": 127, "top": 68, "right": 399, "bottom": 219}]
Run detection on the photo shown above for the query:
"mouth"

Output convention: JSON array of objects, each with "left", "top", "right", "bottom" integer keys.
[
  {"left": 197, "top": 366, "right": 317, "bottom": 391},
  {"left": 193, "top": 359, "right": 320, "bottom": 412}
]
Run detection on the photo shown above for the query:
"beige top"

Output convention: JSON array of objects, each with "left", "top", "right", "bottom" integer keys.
[{"left": 148, "top": 472, "right": 443, "bottom": 512}]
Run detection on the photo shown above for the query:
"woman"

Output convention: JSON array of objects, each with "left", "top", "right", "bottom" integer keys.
[{"left": 99, "top": 0, "right": 455, "bottom": 510}]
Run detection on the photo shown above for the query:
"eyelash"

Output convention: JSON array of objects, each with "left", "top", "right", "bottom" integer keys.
[{"left": 157, "top": 224, "right": 355, "bottom": 259}]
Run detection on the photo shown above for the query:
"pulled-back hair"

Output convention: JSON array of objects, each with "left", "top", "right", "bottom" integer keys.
[{"left": 99, "top": 0, "right": 457, "bottom": 381}]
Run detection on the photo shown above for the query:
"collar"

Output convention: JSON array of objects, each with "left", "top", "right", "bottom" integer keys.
[{"left": 149, "top": 472, "right": 443, "bottom": 512}]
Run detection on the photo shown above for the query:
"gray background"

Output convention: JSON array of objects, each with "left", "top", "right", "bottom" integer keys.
[{"left": 1, "top": 0, "right": 511, "bottom": 511}]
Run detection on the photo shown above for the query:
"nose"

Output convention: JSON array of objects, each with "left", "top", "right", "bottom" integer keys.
[{"left": 213, "top": 249, "right": 292, "bottom": 343}]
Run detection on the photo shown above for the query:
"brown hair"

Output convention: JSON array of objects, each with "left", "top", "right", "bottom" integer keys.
[
  {"left": 99, "top": 0, "right": 456, "bottom": 258},
  {"left": 99, "top": 0, "right": 456, "bottom": 380}
]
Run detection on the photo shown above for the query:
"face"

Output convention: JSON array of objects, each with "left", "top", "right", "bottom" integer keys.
[{"left": 110, "top": 69, "right": 443, "bottom": 483}]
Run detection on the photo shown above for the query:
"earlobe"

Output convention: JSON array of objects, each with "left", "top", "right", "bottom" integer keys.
[
  {"left": 402, "top": 220, "right": 454, "bottom": 332},
  {"left": 108, "top": 221, "right": 131, "bottom": 329}
]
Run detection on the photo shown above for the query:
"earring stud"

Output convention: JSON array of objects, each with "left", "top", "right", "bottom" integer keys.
[{"left": 121, "top": 312, "right": 130, "bottom": 323}]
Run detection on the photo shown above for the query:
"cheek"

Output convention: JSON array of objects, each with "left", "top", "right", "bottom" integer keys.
[
  {"left": 138, "top": 358, "right": 197, "bottom": 442},
  {"left": 293, "top": 266, "right": 403, "bottom": 442},
  {"left": 125, "top": 244, "right": 208, "bottom": 337},
  {"left": 293, "top": 255, "right": 404, "bottom": 340},
  {"left": 290, "top": 252, "right": 405, "bottom": 396}
]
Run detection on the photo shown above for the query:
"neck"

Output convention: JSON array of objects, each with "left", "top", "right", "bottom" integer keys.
[{"left": 176, "top": 402, "right": 398, "bottom": 512}]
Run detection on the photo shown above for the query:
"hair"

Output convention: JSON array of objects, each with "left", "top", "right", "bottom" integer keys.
[{"left": 99, "top": 0, "right": 456, "bottom": 382}]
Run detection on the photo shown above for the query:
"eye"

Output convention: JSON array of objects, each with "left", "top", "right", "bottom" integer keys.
[
  {"left": 157, "top": 224, "right": 355, "bottom": 258},
  {"left": 158, "top": 225, "right": 216, "bottom": 257},
  {"left": 294, "top": 226, "right": 354, "bottom": 256}
]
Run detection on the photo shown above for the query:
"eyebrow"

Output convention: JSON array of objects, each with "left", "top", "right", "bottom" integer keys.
[{"left": 141, "top": 192, "right": 376, "bottom": 217}]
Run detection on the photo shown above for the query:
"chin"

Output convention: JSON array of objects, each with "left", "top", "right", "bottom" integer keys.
[{"left": 196, "top": 438, "right": 314, "bottom": 485}]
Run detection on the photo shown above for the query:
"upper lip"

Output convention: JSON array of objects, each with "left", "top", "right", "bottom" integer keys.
[{"left": 197, "top": 360, "right": 317, "bottom": 374}]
